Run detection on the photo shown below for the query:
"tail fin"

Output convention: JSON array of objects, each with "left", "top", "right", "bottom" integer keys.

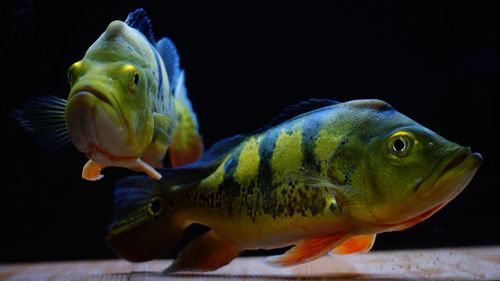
[
  {"left": 106, "top": 175, "right": 184, "bottom": 262},
  {"left": 169, "top": 71, "right": 204, "bottom": 167}
]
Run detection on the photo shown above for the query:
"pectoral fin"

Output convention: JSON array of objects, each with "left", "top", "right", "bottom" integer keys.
[
  {"left": 163, "top": 230, "right": 241, "bottom": 273},
  {"left": 330, "top": 234, "right": 376, "bottom": 255},
  {"left": 264, "top": 232, "right": 348, "bottom": 267},
  {"left": 82, "top": 160, "right": 107, "bottom": 181}
]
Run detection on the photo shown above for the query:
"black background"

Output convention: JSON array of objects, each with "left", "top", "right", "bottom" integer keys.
[{"left": 2, "top": 1, "right": 499, "bottom": 262}]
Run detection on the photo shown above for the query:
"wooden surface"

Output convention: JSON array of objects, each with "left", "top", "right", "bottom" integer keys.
[{"left": 1, "top": 247, "right": 499, "bottom": 281}]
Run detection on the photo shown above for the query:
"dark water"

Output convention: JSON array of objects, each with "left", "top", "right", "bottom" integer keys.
[{"left": 3, "top": 1, "right": 499, "bottom": 262}]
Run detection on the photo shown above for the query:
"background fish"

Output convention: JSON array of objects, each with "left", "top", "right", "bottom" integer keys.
[
  {"left": 106, "top": 99, "right": 482, "bottom": 272},
  {"left": 12, "top": 9, "right": 203, "bottom": 181}
]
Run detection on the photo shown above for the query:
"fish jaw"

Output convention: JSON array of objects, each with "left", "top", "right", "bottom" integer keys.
[
  {"left": 369, "top": 148, "right": 482, "bottom": 232},
  {"left": 66, "top": 86, "right": 137, "bottom": 164},
  {"left": 416, "top": 149, "right": 482, "bottom": 202}
]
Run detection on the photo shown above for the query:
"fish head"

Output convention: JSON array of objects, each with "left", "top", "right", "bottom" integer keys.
[
  {"left": 65, "top": 20, "right": 160, "bottom": 164},
  {"left": 329, "top": 101, "right": 482, "bottom": 231}
]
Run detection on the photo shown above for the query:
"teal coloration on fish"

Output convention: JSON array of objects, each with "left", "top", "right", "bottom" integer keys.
[
  {"left": 12, "top": 9, "right": 203, "bottom": 181},
  {"left": 106, "top": 99, "right": 481, "bottom": 272}
]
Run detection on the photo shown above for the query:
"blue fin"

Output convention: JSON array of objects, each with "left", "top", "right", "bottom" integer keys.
[
  {"left": 257, "top": 98, "right": 341, "bottom": 133},
  {"left": 156, "top": 37, "right": 181, "bottom": 91},
  {"left": 12, "top": 96, "right": 71, "bottom": 152},
  {"left": 160, "top": 134, "right": 246, "bottom": 186},
  {"left": 125, "top": 8, "right": 156, "bottom": 43}
]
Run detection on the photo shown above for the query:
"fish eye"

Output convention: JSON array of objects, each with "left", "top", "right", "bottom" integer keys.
[
  {"left": 134, "top": 73, "right": 140, "bottom": 86},
  {"left": 67, "top": 61, "right": 82, "bottom": 84},
  {"left": 66, "top": 68, "right": 72, "bottom": 83},
  {"left": 148, "top": 197, "right": 163, "bottom": 217},
  {"left": 388, "top": 133, "right": 412, "bottom": 157}
]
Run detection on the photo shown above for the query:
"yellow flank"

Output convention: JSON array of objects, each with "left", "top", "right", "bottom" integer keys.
[
  {"left": 314, "top": 125, "right": 342, "bottom": 172},
  {"left": 199, "top": 156, "right": 228, "bottom": 191},
  {"left": 271, "top": 126, "right": 304, "bottom": 184},
  {"left": 233, "top": 136, "right": 261, "bottom": 186}
]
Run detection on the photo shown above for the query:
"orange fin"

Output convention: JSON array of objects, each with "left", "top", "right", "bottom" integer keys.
[
  {"left": 265, "top": 232, "right": 348, "bottom": 267},
  {"left": 82, "top": 160, "right": 106, "bottom": 181},
  {"left": 330, "top": 234, "right": 376, "bottom": 255},
  {"left": 163, "top": 230, "right": 240, "bottom": 273},
  {"left": 169, "top": 132, "right": 203, "bottom": 167}
]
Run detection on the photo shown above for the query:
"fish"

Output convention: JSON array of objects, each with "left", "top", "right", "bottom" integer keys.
[
  {"left": 12, "top": 9, "right": 203, "bottom": 181},
  {"left": 105, "top": 98, "right": 482, "bottom": 273}
]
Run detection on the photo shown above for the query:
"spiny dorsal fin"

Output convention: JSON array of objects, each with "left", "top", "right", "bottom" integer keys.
[
  {"left": 125, "top": 8, "right": 156, "bottom": 43},
  {"left": 156, "top": 37, "right": 181, "bottom": 91},
  {"left": 160, "top": 135, "right": 246, "bottom": 186},
  {"left": 257, "top": 98, "right": 340, "bottom": 132}
]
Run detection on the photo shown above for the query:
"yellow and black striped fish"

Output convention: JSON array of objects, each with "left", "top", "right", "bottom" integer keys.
[
  {"left": 106, "top": 99, "right": 481, "bottom": 272},
  {"left": 13, "top": 9, "right": 203, "bottom": 181}
]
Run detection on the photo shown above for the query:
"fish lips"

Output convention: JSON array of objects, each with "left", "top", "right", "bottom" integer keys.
[
  {"left": 416, "top": 148, "right": 482, "bottom": 201},
  {"left": 371, "top": 148, "right": 481, "bottom": 230},
  {"left": 65, "top": 87, "right": 128, "bottom": 158}
]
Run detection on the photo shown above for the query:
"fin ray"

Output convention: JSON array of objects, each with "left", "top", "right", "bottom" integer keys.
[
  {"left": 125, "top": 8, "right": 155, "bottom": 43},
  {"left": 156, "top": 37, "right": 180, "bottom": 90},
  {"left": 160, "top": 135, "right": 245, "bottom": 186},
  {"left": 256, "top": 98, "right": 340, "bottom": 133},
  {"left": 164, "top": 230, "right": 241, "bottom": 273},
  {"left": 12, "top": 95, "right": 71, "bottom": 152},
  {"left": 265, "top": 232, "right": 348, "bottom": 267},
  {"left": 330, "top": 234, "right": 376, "bottom": 255}
]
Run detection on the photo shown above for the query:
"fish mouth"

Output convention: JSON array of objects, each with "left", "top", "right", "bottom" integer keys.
[
  {"left": 372, "top": 148, "right": 481, "bottom": 231},
  {"left": 66, "top": 85, "right": 134, "bottom": 159},
  {"left": 70, "top": 85, "right": 114, "bottom": 107},
  {"left": 416, "top": 148, "right": 482, "bottom": 200}
]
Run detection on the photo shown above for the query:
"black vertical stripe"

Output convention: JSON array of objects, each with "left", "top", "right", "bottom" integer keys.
[
  {"left": 219, "top": 143, "right": 244, "bottom": 216},
  {"left": 258, "top": 128, "right": 281, "bottom": 194},
  {"left": 301, "top": 113, "right": 325, "bottom": 172}
]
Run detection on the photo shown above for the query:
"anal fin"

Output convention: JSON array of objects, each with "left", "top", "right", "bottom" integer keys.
[
  {"left": 330, "top": 234, "right": 376, "bottom": 255},
  {"left": 82, "top": 160, "right": 107, "bottom": 181},
  {"left": 163, "top": 230, "right": 241, "bottom": 273},
  {"left": 265, "top": 232, "right": 348, "bottom": 267}
]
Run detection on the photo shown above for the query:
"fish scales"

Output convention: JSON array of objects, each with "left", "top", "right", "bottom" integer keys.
[{"left": 107, "top": 99, "right": 482, "bottom": 272}]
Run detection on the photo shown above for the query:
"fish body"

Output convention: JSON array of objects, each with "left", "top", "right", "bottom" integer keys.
[
  {"left": 107, "top": 99, "right": 482, "bottom": 272},
  {"left": 13, "top": 9, "right": 203, "bottom": 180}
]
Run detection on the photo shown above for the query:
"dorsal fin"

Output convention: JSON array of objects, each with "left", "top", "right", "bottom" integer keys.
[
  {"left": 125, "top": 8, "right": 156, "bottom": 43},
  {"left": 160, "top": 135, "right": 246, "bottom": 186},
  {"left": 257, "top": 98, "right": 340, "bottom": 132},
  {"left": 156, "top": 37, "right": 181, "bottom": 91}
]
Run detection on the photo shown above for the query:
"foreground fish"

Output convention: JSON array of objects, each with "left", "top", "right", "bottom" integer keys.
[
  {"left": 13, "top": 9, "right": 202, "bottom": 180},
  {"left": 106, "top": 99, "right": 482, "bottom": 273}
]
